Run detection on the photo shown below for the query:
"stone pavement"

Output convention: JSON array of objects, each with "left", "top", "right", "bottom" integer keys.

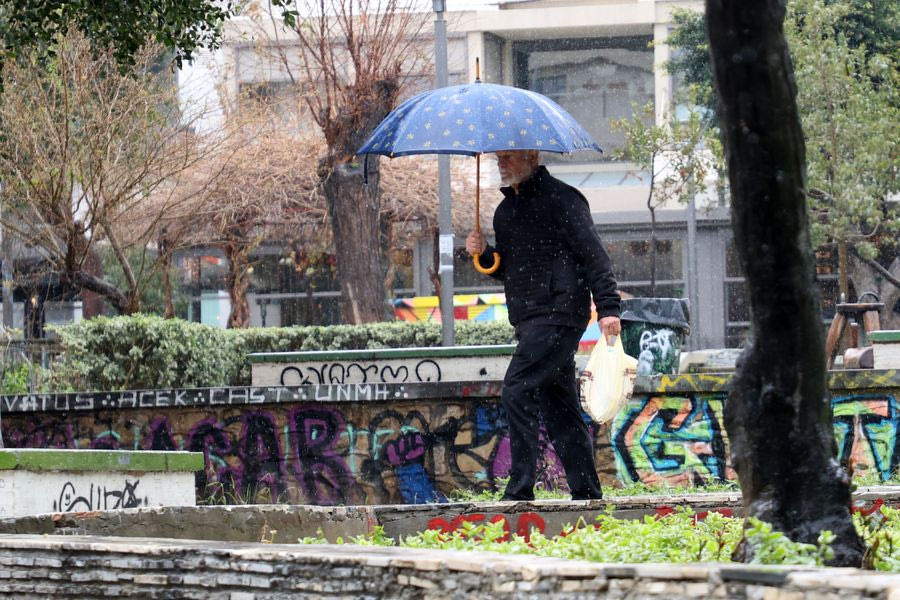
[{"left": 1, "top": 533, "right": 900, "bottom": 599}]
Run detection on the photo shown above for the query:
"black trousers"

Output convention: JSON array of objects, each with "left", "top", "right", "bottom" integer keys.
[{"left": 501, "top": 321, "right": 603, "bottom": 500}]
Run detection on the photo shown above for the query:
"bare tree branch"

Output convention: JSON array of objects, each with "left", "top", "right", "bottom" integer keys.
[{"left": 848, "top": 245, "right": 900, "bottom": 290}]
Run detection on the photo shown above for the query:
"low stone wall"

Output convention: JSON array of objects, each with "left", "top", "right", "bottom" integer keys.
[
  {"left": 249, "top": 345, "right": 516, "bottom": 386},
  {"left": 1, "top": 487, "right": 894, "bottom": 544},
  {"left": 0, "top": 449, "right": 201, "bottom": 519},
  {"left": 0, "top": 370, "right": 897, "bottom": 505},
  {"left": 1, "top": 534, "right": 899, "bottom": 599}
]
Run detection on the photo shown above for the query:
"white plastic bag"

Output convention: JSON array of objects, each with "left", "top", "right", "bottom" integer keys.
[{"left": 580, "top": 334, "right": 639, "bottom": 423}]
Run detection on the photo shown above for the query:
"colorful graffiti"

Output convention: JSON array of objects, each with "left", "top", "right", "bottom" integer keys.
[
  {"left": 611, "top": 394, "right": 733, "bottom": 486},
  {"left": 392, "top": 293, "right": 606, "bottom": 351},
  {"left": 0, "top": 400, "right": 618, "bottom": 506},
  {"left": 610, "top": 388, "right": 900, "bottom": 486},
  {"left": 832, "top": 394, "right": 900, "bottom": 481},
  {"left": 2, "top": 370, "right": 897, "bottom": 503}
]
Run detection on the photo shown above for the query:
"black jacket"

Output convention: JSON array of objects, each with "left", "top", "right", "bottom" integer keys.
[{"left": 477, "top": 166, "right": 620, "bottom": 328}]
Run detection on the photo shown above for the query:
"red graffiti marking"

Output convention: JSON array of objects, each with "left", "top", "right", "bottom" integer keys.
[
  {"left": 655, "top": 505, "right": 676, "bottom": 518},
  {"left": 851, "top": 497, "right": 884, "bottom": 517},
  {"left": 427, "top": 511, "right": 546, "bottom": 543},
  {"left": 516, "top": 512, "right": 546, "bottom": 540}
]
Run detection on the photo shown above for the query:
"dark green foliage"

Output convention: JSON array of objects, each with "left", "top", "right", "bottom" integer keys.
[
  {"left": 0, "top": 0, "right": 234, "bottom": 69},
  {"left": 665, "top": 1, "right": 898, "bottom": 114},
  {"left": 99, "top": 247, "right": 189, "bottom": 317},
  {"left": 823, "top": 0, "right": 899, "bottom": 62},
  {"left": 664, "top": 9, "right": 716, "bottom": 116},
  {"left": 51, "top": 316, "right": 516, "bottom": 391}
]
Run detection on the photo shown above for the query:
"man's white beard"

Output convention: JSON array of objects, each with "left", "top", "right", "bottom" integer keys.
[{"left": 500, "top": 169, "right": 529, "bottom": 186}]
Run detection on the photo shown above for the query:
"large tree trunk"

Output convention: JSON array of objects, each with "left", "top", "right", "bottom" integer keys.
[
  {"left": 319, "top": 80, "right": 398, "bottom": 324},
  {"left": 321, "top": 160, "right": 388, "bottom": 323},
  {"left": 225, "top": 244, "right": 251, "bottom": 328},
  {"left": 65, "top": 269, "right": 132, "bottom": 315},
  {"left": 706, "top": 0, "right": 864, "bottom": 566},
  {"left": 79, "top": 249, "right": 106, "bottom": 318}
]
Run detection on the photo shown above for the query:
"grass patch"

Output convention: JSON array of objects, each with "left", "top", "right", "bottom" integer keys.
[{"left": 446, "top": 478, "right": 740, "bottom": 502}]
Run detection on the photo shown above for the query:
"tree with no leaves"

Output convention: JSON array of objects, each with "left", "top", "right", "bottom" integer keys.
[
  {"left": 257, "top": 0, "right": 431, "bottom": 323},
  {"left": 0, "top": 31, "right": 230, "bottom": 315},
  {"left": 170, "top": 110, "right": 328, "bottom": 328}
]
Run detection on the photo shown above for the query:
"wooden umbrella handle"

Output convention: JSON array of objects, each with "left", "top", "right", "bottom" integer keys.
[{"left": 472, "top": 153, "right": 500, "bottom": 275}]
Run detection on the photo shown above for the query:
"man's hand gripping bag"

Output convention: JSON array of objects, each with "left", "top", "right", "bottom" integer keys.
[{"left": 580, "top": 335, "right": 638, "bottom": 423}]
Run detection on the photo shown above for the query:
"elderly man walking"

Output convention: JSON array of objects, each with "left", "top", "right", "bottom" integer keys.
[{"left": 467, "top": 150, "right": 621, "bottom": 501}]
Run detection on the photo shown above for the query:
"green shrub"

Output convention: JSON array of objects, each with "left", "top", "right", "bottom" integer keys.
[
  {"left": 52, "top": 315, "right": 516, "bottom": 391},
  {"left": 0, "top": 361, "right": 53, "bottom": 394},
  {"left": 53, "top": 314, "right": 236, "bottom": 391},
  {"left": 1, "top": 362, "right": 32, "bottom": 395}
]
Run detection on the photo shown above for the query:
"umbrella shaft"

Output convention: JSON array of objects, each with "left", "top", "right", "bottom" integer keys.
[{"left": 475, "top": 153, "right": 481, "bottom": 234}]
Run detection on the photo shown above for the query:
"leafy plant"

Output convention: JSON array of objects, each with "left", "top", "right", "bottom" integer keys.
[
  {"left": 744, "top": 517, "right": 834, "bottom": 566},
  {"left": 611, "top": 103, "right": 724, "bottom": 294},
  {"left": 297, "top": 507, "right": 852, "bottom": 568},
  {"left": 0, "top": 361, "right": 51, "bottom": 394}
]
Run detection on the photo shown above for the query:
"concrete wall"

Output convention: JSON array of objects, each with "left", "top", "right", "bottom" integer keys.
[
  {"left": 0, "top": 449, "right": 201, "bottom": 519},
  {"left": 250, "top": 346, "right": 515, "bottom": 386},
  {"left": 1, "top": 370, "right": 897, "bottom": 505}
]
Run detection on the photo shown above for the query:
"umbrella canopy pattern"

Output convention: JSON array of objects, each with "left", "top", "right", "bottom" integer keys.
[{"left": 358, "top": 81, "right": 602, "bottom": 157}]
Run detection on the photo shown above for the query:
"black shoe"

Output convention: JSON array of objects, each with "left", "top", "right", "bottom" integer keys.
[
  {"left": 571, "top": 493, "right": 603, "bottom": 501},
  {"left": 500, "top": 493, "right": 534, "bottom": 502}
]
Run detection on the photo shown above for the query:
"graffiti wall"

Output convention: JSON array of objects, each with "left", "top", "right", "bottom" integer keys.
[
  {"left": 610, "top": 370, "right": 900, "bottom": 486},
  {"left": 0, "top": 382, "right": 618, "bottom": 505},
  {"left": 1, "top": 370, "right": 897, "bottom": 504}
]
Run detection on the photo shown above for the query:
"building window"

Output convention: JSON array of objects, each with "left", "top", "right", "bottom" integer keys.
[
  {"left": 605, "top": 238, "right": 685, "bottom": 299},
  {"left": 724, "top": 241, "right": 839, "bottom": 347},
  {"left": 512, "top": 35, "right": 654, "bottom": 160},
  {"left": 238, "top": 81, "right": 303, "bottom": 122},
  {"left": 534, "top": 74, "right": 567, "bottom": 102},
  {"left": 450, "top": 236, "right": 686, "bottom": 299}
]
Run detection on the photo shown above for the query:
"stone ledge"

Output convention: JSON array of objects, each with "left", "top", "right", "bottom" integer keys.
[
  {"left": 1, "top": 488, "right": 897, "bottom": 545},
  {"left": 1, "top": 369, "right": 894, "bottom": 415},
  {"left": 632, "top": 369, "right": 900, "bottom": 394},
  {"left": 0, "top": 449, "right": 202, "bottom": 472},
  {"left": 0, "top": 534, "right": 899, "bottom": 599},
  {"left": 247, "top": 344, "right": 517, "bottom": 363}
]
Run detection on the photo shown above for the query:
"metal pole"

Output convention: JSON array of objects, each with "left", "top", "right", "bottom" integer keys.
[
  {"left": 686, "top": 193, "right": 700, "bottom": 350},
  {"left": 434, "top": 1, "right": 454, "bottom": 346}
]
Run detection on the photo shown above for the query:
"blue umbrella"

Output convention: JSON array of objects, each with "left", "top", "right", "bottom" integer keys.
[{"left": 358, "top": 61, "right": 602, "bottom": 273}]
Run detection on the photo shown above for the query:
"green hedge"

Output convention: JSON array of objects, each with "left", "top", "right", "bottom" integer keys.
[{"left": 52, "top": 315, "right": 515, "bottom": 391}]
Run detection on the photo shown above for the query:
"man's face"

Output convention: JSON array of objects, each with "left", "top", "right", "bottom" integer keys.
[{"left": 495, "top": 150, "right": 538, "bottom": 186}]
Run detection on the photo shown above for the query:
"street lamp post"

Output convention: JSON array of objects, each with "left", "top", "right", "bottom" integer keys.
[{"left": 433, "top": 0, "right": 454, "bottom": 346}]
